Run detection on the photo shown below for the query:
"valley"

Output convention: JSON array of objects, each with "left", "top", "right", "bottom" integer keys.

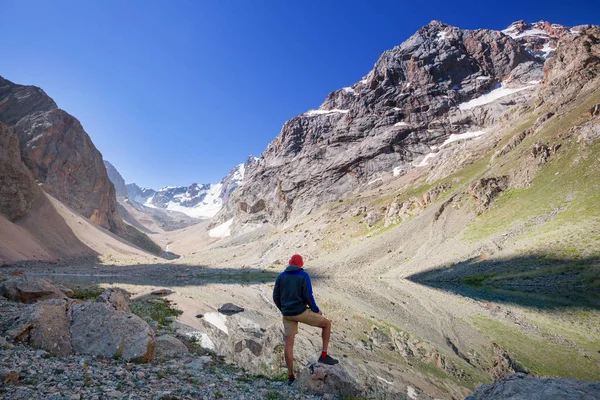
[{"left": 1, "top": 17, "right": 599, "bottom": 400}]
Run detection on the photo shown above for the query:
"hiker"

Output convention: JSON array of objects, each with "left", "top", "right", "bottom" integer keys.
[{"left": 273, "top": 254, "right": 338, "bottom": 385}]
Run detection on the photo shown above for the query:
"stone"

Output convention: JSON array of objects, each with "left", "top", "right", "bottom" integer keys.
[
  {"left": 96, "top": 288, "right": 131, "bottom": 312},
  {"left": 5, "top": 298, "right": 73, "bottom": 355},
  {"left": 296, "top": 362, "right": 363, "bottom": 398},
  {"left": 155, "top": 335, "right": 189, "bottom": 360},
  {"left": 218, "top": 303, "right": 244, "bottom": 315},
  {"left": 184, "top": 356, "right": 212, "bottom": 373},
  {"left": 465, "top": 374, "right": 600, "bottom": 400},
  {"left": 0, "top": 275, "right": 71, "bottom": 303},
  {"left": 366, "top": 211, "right": 379, "bottom": 227},
  {"left": 70, "top": 302, "right": 155, "bottom": 362},
  {"left": 150, "top": 289, "right": 174, "bottom": 296},
  {"left": 0, "top": 369, "right": 19, "bottom": 383},
  {"left": 467, "top": 177, "right": 509, "bottom": 215}
]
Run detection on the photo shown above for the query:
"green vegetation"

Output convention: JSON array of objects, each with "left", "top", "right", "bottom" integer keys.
[
  {"left": 130, "top": 296, "right": 182, "bottom": 326},
  {"left": 465, "top": 89, "right": 600, "bottom": 248},
  {"left": 472, "top": 315, "right": 600, "bottom": 381},
  {"left": 122, "top": 223, "right": 163, "bottom": 256},
  {"left": 463, "top": 273, "right": 496, "bottom": 286},
  {"left": 70, "top": 284, "right": 105, "bottom": 300}
]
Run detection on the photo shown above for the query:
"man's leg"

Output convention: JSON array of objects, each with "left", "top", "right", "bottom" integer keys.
[
  {"left": 284, "top": 334, "right": 295, "bottom": 376},
  {"left": 317, "top": 317, "right": 331, "bottom": 353}
]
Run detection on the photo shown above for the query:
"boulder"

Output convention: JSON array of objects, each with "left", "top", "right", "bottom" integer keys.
[
  {"left": 218, "top": 303, "right": 244, "bottom": 315},
  {"left": 70, "top": 302, "right": 155, "bottom": 362},
  {"left": 366, "top": 211, "right": 379, "bottom": 227},
  {"left": 5, "top": 298, "right": 73, "bottom": 355},
  {"left": 96, "top": 288, "right": 130, "bottom": 312},
  {"left": 0, "top": 275, "right": 71, "bottom": 303},
  {"left": 296, "top": 362, "right": 363, "bottom": 398},
  {"left": 155, "top": 335, "right": 189, "bottom": 359},
  {"left": 151, "top": 289, "right": 174, "bottom": 296},
  {"left": 466, "top": 373, "right": 600, "bottom": 400}
]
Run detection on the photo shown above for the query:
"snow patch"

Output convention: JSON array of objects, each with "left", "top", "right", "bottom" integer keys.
[
  {"left": 342, "top": 87, "right": 355, "bottom": 94},
  {"left": 394, "top": 121, "right": 409, "bottom": 127},
  {"left": 183, "top": 332, "right": 215, "bottom": 350},
  {"left": 203, "top": 312, "right": 229, "bottom": 335},
  {"left": 540, "top": 42, "right": 555, "bottom": 58},
  {"left": 528, "top": 80, "right": 541, "bottom": 85},
  {"left": 393, "top": 107, "right": 402, "bottom": 111},
  {"left": 209, "top": 218, "right": 233, "bottom": 238},
  {"left": 457, "top": 83, "right": 536, "bottom": 110},
  {"left": 416, "top": 152, "right": 438, "bottom": 167},
  {"left": 407, "top": 385, "right": 418, "bottom": 400},
  {"left": 367, "top": 178, "right": 383, "bottom": 186},
  {"left": 503, "top": 27, "right": 549, "bottom": 39},
  {"left": 570, "top": 28, "right": 581, "bottom": 35},
  {"left": 393, "top": 166, "right": 404, "bottom": 177},
  {"left": 305, "top": 109, "right": 349, "bottom": 116},
  {"left": 441, "top": 130, "right": 486, "bottom": 147},
  {"left": 476, "top": 76, "right": 491, "bottom": 80},
  {"left": 436, "top": 31, "right": 449, "bottom": 41},
  {"left": 377, "top": 376, "right": 393, "bottom": 385}
]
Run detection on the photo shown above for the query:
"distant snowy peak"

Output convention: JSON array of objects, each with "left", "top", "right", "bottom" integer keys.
[
  {"left": 127, "top": 155, "right": 258, "bottom": 219},
  {"left": 126, "top": 183, "right": 156, "bottom": 204},
  {"left": 219, "top": 155, "right": 259, "bottom": 204},
  {"left": 145, "top": 182, "right": 223, "bottom": 219}
]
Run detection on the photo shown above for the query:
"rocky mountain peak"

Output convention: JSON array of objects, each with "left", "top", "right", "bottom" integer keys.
[
  {"left": 103, "top": 160, "right": 128, "bottom": 199},
  {"left": 0, "top": 76, "right": 125, "bottom": 233},
  {"left": 222, "top": 19, "right": 598, "bottom": 228}
]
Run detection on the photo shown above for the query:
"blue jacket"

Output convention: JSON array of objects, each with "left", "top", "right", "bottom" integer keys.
[{"left": 272, "top": 266, "right": 320, "bottom": 316}]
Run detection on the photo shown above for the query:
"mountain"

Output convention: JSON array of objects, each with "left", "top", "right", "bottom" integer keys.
[
  {"left": 103, "top": 160, "right": 128, "bottom": 199},
  {"left": 0, "top": 76, "right": 165, "bottom": 260},
  {"left": 217, "top": 20, "right": 597, "bottom": 229},
  {"left": 129, "top": 155, "right": 257, "bottom": 219},
  {"left": 126, "top": 183, "right": 156, "bottom": 204},
  {"left": 0, "top": 76, "right": 124, "bottom": 233}
]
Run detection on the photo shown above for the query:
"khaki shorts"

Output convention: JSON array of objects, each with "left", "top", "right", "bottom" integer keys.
[{"left": 282, "top": 310, "right": 324, "bottom": 336}]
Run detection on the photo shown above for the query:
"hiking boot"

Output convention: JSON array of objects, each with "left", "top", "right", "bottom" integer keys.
[
  {"left": 287, "top": 376, "right": 296, "bottom": 385},
  {"left": 318, "top": 354, "right": 339, "bottom": 365}
]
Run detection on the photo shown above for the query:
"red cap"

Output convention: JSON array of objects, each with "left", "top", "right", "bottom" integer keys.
[{"left": 289, "top": 254, "right": 304, "bottom": 267}]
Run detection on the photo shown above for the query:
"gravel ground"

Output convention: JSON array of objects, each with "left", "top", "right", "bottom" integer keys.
[{"left": 0, "top": 340, "right": 321, "bottom": 400}]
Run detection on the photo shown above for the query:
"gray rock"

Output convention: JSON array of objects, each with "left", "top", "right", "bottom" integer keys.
[
  {"left": 5, "top": 298, "right": 73, "bottom": 356},
  {"left": 366, "top": 211, "right": 379, "bottom": 227},
  {"left": 155, "top": 335, "right": 189, "bottom": 360},
  {"left": 218, "top": 303, "right": 244, "bottom": 315},
  {"left": 96, "top": 288, "right": 130, "bottom": 312},
  {"left": 70, "top": 302, "right": 155, "bottom": 362},
  {"left": 296, "top": 362, "right": 363, "bottom": 398},
  {"left": 150, "top": 288, "right": 174, "bottom": 296},
  {"left": 466, "top": 373, "right": 600, "bottom": 400},
  {"left": 0, "top": 275, "right": 70, "bottom": 304}
]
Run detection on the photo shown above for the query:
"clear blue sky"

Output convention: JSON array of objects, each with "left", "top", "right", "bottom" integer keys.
[{"left": 1, "top": 0, "right": 597, "bottom": 188}]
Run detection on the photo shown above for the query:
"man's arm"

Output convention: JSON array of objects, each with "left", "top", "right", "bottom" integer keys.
[
  {"left": 273, "top": 275, "right": 282, "bottom": 311},
  {"left": 302, "top": 273, "right": 320, "bottom": 313}
]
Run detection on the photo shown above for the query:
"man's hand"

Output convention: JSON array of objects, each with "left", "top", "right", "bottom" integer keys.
[{"left": 317, "top": 311, "right": 323, "bottom": 315}]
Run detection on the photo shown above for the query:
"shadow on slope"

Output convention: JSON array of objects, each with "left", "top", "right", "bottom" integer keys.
[{"left": 407, "top": 254, "right": 600, "bottom": 310}]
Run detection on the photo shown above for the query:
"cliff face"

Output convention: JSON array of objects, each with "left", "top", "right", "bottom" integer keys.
[
  {"left": 0, "top": 77, "right": 124, "bottom": 233},
  {"left": 0, "top": 122, "right": 39, "bottom": 220},
  {"left": 223, "top": 21, "right": 596, "bottom": 228}
]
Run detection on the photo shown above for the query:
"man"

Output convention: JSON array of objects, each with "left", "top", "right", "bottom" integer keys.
[{"left": 273, "top": 254, "right": 338, "bottom": 385}]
